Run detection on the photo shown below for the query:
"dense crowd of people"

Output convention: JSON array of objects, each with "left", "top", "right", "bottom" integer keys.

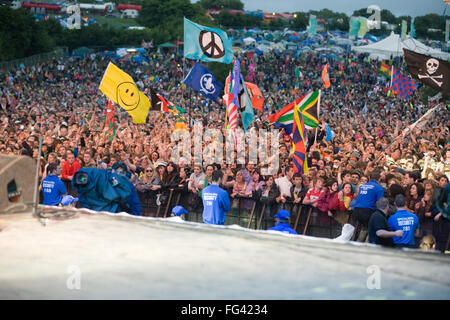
[{"left": 0, "top": 39, "right": 449, "bottom": 252}]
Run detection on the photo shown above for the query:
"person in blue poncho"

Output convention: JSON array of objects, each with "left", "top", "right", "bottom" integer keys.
[
  {"left": 268, "top": 210, "right": 298, "bottom": 235},
  {"left": 202, "top": 170, "right": 230, "bottom": 225},
  {"left": 111, "top": 162, "right": 142, "bottom": 216}
]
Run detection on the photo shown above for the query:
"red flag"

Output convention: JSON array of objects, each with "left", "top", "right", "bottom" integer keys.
[
  {"left": 322, "top": 64, "right": 330, "bottom": 89},
  {"left": 105, "top": 99, "right": 115, "bottom": 128}
]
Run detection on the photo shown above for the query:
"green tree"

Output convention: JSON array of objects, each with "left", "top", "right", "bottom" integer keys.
[
  {"left": 291, "top": 12, "right": 308, "bottom": 30},
  {"left": 198, "top": 0, "right": 244, "bottom": 10},
  {"left": 138, "top": 0, "right": 210, "bottom": 44},
  {"left": 0, "top": 7, "right": 55, "bottom": 62}
]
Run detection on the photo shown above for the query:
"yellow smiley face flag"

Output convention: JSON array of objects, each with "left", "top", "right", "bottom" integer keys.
[{"left": 99, "top": 62, "right": 150, "bottom": 124}]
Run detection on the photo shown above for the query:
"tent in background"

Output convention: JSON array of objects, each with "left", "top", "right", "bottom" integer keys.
[{"left": 352, "top": 32, "right": 450, "bottom": 60}]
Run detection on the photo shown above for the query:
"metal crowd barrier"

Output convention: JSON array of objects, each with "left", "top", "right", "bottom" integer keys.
[{"left": 137, "top": 190, "right": 352, "bottom": 239}]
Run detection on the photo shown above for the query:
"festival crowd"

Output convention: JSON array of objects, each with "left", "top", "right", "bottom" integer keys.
[{"left": 0, "top": 37, "right": 449, "bottom": 252}]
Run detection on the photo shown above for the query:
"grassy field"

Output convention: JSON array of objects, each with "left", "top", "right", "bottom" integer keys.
[{"left": 93, "top": 15, "right": 142, "bottom": 29}]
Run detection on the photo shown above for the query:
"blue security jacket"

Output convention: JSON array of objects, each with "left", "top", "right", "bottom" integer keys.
[
  {"left": 72, "top": 168, "right": 133, "bottom": 214},
  {"left": 268, "top": 222, "right": 298, "bottom": 235},
  {"left": 202, "top": 184, "right": 230, "bottom": 225},
  {"left": 388, "top": 209, "right": 420, "bottom": 246},
  {"left": 41, "top": 174, "right": 67, "bottom": 206},
  {"left": 353, "top": 180, "right": 384, "bottom": 210}
]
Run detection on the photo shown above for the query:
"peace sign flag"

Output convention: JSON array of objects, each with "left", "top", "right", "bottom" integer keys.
[{"left": 184, "top": 17, "right": 233, "bottom": 64}]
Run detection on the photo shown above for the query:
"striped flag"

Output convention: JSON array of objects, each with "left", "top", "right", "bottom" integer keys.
[
  {"left": 268, "top": 91, "right": 320, "bottom": 134},
  {"left": 379, "top": 62, "right": 391, "bottom": 78},
  {"left": 298, "top": 90, "right": 319, "bottom": 129},
  {"left": 292, "top": 103, "right": 308, "bottom": 175},
  {"left": 225, "top": 60, "right": 241, "bottom": 131}
]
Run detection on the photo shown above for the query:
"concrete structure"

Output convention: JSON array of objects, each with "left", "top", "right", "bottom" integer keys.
[{"left": 1, "top": 209, "right": 449, "bottom": 299}]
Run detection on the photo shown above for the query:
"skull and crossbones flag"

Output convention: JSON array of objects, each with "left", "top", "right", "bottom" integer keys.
[{"left": 403, "top": 49, "right": 450, "bottom": 94}]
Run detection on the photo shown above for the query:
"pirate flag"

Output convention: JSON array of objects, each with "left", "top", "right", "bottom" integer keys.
[{"left": 403, "top": 49, "right": 450, "bottom": 94}]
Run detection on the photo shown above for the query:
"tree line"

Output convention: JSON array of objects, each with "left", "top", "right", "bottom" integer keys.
[{"left": 0, "top": 0, "right": 449, "bottom": 62}]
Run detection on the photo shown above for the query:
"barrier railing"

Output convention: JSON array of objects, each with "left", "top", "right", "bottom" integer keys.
[{"left": 137, "top": 189, "right": 351, "bottom": 239}]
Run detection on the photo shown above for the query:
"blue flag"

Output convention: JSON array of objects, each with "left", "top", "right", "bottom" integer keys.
[
  {"left": 240, "top": 74, "right": 254, "bottom": 132},
  {"left": 184, "top": 63, "right": 222, "bottom": 102},
  {"left": 184, "top": 17, "right": 233, "bottom": 64}
]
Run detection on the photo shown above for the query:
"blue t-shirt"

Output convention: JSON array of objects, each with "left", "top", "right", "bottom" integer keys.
[
  {"left": 202, "top": 184, "right": 230, "bottom": 225},
  {"left": 41, "top": 174, "right": 67, "bottom": 206},
  {"left": 268, "top": 222, "right": 298, "bottom": 235},
  {"left": 353, "top": 180, "right": 384, "bottom": 210},
  {"left": 388, "top": 209, "right": 420, "bottom": 246}
]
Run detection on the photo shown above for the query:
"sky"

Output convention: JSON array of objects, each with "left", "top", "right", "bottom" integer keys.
[{"left": 196, "top": 0, "right": 449, "bottom": 18}]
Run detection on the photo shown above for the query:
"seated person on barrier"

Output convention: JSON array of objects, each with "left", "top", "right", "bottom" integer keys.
[
  {"left": 267, "top": 209, "right": 298, "bottom": 235},
  {"left": 202, "top": 170, "right": 230, "bottom": 225},
  {"left": 41, "top": 163, "right": 67, "bottom": 206}
]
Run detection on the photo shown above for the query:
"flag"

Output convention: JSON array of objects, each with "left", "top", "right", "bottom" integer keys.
[
  {"left": 268, "top": 90, "right": 319, "bottom": 134},
  {"left": 379, "top": 62, "right": 391, "bottom": 78},
  {"left": 99, "top": 62, "right": 150, "bottom": 124},
  {"left": 149, "top": 87, "right": 169, "bottom": 112},
  {"left": 225, "top": 75, "right": 263, "bottom": 112},
  {"left": 322, "top": 64, "right": 330, "bottom": 89},
  {"left": 268, "top": 97, "right": 302, "bottom": 135},
  {"left": 403, "top": 49, "right": 450, "bottom": 94},
  {"left": 298, "top": 90, "right": 320, "bottom": 129},
  {"left": 358, "top": 17, "right": 369, "bottom": 38},
  {"left": 183, "top": 17, "right": 233, "bottom": 64},
  {"left": 168, "top": 101, "right": 186, "bottom": 114},
  {"left": 239, "top": 74, "right": 254, "bottom": 132},
  {"left": 225, "top": 60, "right": 241, "bottom": 131},
  {"left": 349, "top": 16, "right": 360, "bottom": 39},
  {"left": 292, "top": 103, "right": 308, "bottom": 175},
  {"left": 308, "top": 15, "right": 317, "bottom": 35},
  {"left": 324, "top": 123, "right": 335, "bottom": 142},
  {"left": 401, "top": 20, "right": 407, "bottom": 40},
  {"left": 399, "top": 105, "right": 440, "bottom": 138},
  {"left": 105, "top": 99, "right": 114, "bottom": 127},
  {"left": 410, "top": 18, "right": 416, "bottom": 38},
  {"left": 183, "top": 62, "right": 222, "bottom": 102},
  {"left": 391, "top": 67, "right": 418, "bottom": 100}
]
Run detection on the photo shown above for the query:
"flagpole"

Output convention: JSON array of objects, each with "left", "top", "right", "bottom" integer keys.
[
  {"left": 314, "top": 89, "right": 321, "bottom": 145},
  {"left": 374, "top": 104, "right": 441, "bottom": 164}
]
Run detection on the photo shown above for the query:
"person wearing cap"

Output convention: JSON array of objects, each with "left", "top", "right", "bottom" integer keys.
[
  {"left": 202, "top": 170, "right": 230, "bottom": 225},
  {"left": 267, "top": 210, "right": 298, "bottom": 235},
  {"left": 112, "top": 161, "right": 142, "bottom": 216},
  {"left": 170, "top": 205, "right": 188, "bottom": 220}
]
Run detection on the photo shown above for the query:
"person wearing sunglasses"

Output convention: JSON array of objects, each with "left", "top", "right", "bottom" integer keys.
[{"left": 135, "top": 165, "right": 162, "bottom": 216}]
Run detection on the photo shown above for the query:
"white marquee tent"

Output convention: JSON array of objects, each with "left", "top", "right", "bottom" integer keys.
[{"left": 352, "top": 32, "right": 450, "bottom": 61}]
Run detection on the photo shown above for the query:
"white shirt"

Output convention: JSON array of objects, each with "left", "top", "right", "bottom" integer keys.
[{"left": 275, "top": 176, "right": 292, "bottom": 197}]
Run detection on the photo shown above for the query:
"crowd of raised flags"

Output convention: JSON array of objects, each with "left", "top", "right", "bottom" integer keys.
[{"left": 98, "top": 16, "right": 450, "bottom": 180}]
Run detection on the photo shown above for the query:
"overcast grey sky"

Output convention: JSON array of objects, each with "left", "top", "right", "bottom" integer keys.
[{"left": 199, "top": 0, "right": 449, "bottom": 18}]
